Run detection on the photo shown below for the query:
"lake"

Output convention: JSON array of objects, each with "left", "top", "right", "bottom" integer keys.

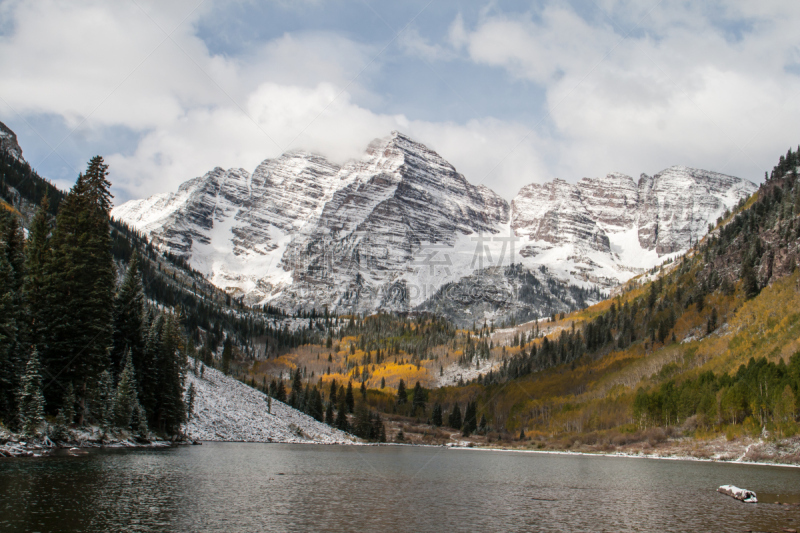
[{"left": 2, "top": 443, "right": 799, "bottom": 532}]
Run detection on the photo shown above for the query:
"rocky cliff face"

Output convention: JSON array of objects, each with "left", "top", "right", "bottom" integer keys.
[
  {"left": 0, "top": 121, "right": 23, "bottom": 161},
  {"left": 509, "top": 166, "right": 757, "bottom": 288},
  {"left": 112, "top": 132, "right": 757, "bottom": 321}
]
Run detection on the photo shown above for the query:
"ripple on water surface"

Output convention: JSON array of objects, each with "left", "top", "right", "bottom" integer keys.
[{"left": 1, "top": 444, "right": 799, "bottom": 532}]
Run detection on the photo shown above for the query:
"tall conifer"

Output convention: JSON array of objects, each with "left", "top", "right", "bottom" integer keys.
[
  {"left": 18, "top": 348, "right": 44, "bottom": 437},
  {"left": 111, "top": 251, "right": 145, "bottom": 376},
  {"left": 42, "top": 157, "right": 114, "bottom": 420}
]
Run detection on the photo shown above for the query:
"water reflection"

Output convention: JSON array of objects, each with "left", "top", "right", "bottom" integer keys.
[{"left": 1, "top": 444, "right": 799, "bottom": 532}]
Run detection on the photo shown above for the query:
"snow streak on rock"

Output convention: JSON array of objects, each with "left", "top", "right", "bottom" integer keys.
[
  {"left": 113, "top": 132, "right": 757, "bottom": 321},
  {"left": 185, "top": 360, "right": 354, "bottom": 444}
]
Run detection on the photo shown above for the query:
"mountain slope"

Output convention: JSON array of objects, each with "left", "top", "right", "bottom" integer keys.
[
  {"left": 112, "top": 131, "right": 756, "bottom": 323},
  {"left": 186, "top": 360, "right": 354, "bottom": 444}
]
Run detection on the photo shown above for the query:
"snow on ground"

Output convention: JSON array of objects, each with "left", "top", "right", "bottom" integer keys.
[
  {"left": 186, "top": 359, "right": 355, "bottom": 445},
  {"left": 437, "top": 357, "right": 499, "bottom": 387}
]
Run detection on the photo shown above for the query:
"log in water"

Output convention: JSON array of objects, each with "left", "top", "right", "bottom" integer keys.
[{"left": 718, "top": 485, "right": 758, "bottom": 503}]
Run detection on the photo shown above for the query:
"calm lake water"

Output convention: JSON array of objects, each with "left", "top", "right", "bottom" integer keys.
[{"left": 2, "top": 443, "right": 800, "bottom": 532}]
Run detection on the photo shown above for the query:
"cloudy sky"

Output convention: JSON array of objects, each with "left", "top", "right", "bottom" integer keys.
[{"left": 1, "top": 0, "right": 799, "bottom": 204}]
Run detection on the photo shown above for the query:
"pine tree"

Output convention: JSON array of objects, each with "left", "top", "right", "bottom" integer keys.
[
  {"left": 62, "top": 382, "right": 76, "bottom": 426},
  {"left": 185, "top": 382, "right": 196, "bottom": 423},
  {"left": 23, "top": 197, "right": 50, "bottom": 362},
  {"left": 448, "top": 404, "right": 462, "bottom": 430},
  {"left": 41, "top": 157, "right": 115, "bottom": 420},
  {"left": 412, "top": 381, "right": 426, "bottom": 414},
  {"left": 95, "top": 370, "right": 114, "bottom": 432},
  {"left": 310, "top": 387, "right": 324, "bottom": 421},
  {"left": 354, "top": 402, "right": 372, "bottom": 439},
  {"left": 18, "top": 348, "right": 44, "bottom": 437},
  {"left": 0, "top": 247, "right": 19, "bottom": 425},
  {"left": 132, "top": 402, "right": 149, "bottom": 440},
  {"left": 221, "top": 338, "right": 232, "bottom": 375},
  {"left": 324, "top": 401, "right": 334, "bottom": 425},
  {"left": 111, "top": 251, "right": 145, "bottom": 377},
  {"left": 275, "top": 380, "right": 287, "bottom": 403},
  {"left": 113, "top": 352, "right": 138, "bottom": 429},
  {"left": 328, "top": 379, "right": 338, "bottom": 405},
  {"left": 289, "top": 368, "right": 302, "bottom": 408},
  {"left": 345, "top": 381, "right": 355, "bottom": 413},
  {"left": 360, "top": 380, "right": 367, "bottom": 399},
  {"left": 462, "top": 401, "right": 477, "bottom": 436},
  {"left": 153, "top": 314, "right": 187, "bottom": 435},
  {"left": 432, "top": 403, "right": 443, "bottom": 427},
  {"left": 335, "top": 395, "right": 349, "bottom": 431},
  {"left": 396, "top": 379, "right": 407, "bottom": 405}
]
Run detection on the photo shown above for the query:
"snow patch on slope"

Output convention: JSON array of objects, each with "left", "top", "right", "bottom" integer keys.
[{"left": 186, "top": 360, "right": 355, "bottom": 444}]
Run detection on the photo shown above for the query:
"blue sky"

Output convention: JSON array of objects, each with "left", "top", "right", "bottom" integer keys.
[{"left": 1, "top": 0, "right": 798, "bottom": 203}]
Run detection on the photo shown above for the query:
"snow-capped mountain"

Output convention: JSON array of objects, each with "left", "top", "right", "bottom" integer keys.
[
  {"left": 112, "top": 132, "right": 757, "bottom": 320},
  {"left": 511, "top": 166, "right": 757, "bottom": 288}
]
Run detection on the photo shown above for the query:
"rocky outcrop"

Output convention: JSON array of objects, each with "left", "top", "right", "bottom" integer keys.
[
  {"left": 112, "top": 132, "right": 756, "bottom": 321},
  {"left": 511, "top": 166, "right": 755, "bottom": 257},
  {"left": 0, "top": 120, "right": 23, "bottom": 161}
]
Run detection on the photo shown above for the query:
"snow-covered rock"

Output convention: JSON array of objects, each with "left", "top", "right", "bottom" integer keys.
[
  {"left": 185, "top": 360, "right": 354, "bottom": 444},
  {"left": 717, "top": 485, "right": 757, "bottom": 503},
  {"left": 112, "top": 131, "right": 756, "bottom": 320},
  {"left": 0, "top": 120, "right": 23, "bottom": 161}
]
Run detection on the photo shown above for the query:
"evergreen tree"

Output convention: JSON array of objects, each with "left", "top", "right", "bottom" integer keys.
[
  {"left": 62, "top": 382, "right": 76, "bottom": 426},
  {"left": 324, "top": 401, "right": 334, "bottom": 425},
  {"left": 111, "top": 251, "right": 145, "bottom": 377},
  {"left": 0, "top": 248, "right": 19, "bottom": 425},
  {"left": 113, "top": 351, "right": 138, "bottom": 429},
  {"left": 448, "top": 404, "right": 462, "bottom": 430},
  {"left": 396, "top": 379, "right": 407, "bottom": 405},
  {"left": 132, "top": 402, "right": 149, "bottom": 440},
  {"left": 353, "top": 402, "right": 372, "bottom": 439},
  {"left": 335, "top": 395, "right": 349, "bottom": 432},
  {"left": 23, "top": 197, "right": 51, "bottom": 361},
  {"left": 463, "top": 401, "right": 478, "bottom": 434},
  {"left": 742, "top": 260, "right": 760, "bottom": 299},
  {"left": 412, "top": 381, "right": 426, "bottom": 414},
  {"left": 95, "top": 370, "right": 114, "bottom": 432},
  {"left": 345, "top": 381, "right": 355, "bottom": 413},
  {"left": 431, "top": 403, "right": 443, "bottom": 427},
  {"left": 328, "top": 379, "right": 338, "bottom": 405},
  {"left": 18, "top": 348, "right": 44, "bottom": 437},
  {"left": 185, "top": 382, "right": 196, "bottom": 423},
  {"left": 289, "top": 368, "right": 302, "bottom": 408},
  {"left": 310, "top": 387, "right": 324, "bottom": 421},
  {"left": 275, "top": 380, "right": 287, "bottom": 403},
  {"left": 360, "top": 380, "right": 367, "bottom": 399},
  {"left": 41, "top": 157, "right": 115, "bottom": 420},
  {"left": 153, "top": 314, "right": 186, "bottom": 435},
  {"left": 221, "top": 338, "right": 232, "bottom": 375}
]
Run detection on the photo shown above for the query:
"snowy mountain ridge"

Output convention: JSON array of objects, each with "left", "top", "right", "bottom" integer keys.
[{"left": 113, "top": 132, "right": 757, "bottom": 321}]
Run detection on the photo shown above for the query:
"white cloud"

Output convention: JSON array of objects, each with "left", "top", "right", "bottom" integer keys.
[
  {"left": 0, "top": 0, "right": 550, "bottom": 203},
  {"left": 456, "top": 3, "right": 800, "bottom": 182},
  {"left": 398, "top": 27, "right": 456, "bottom": 62},
  {"left": 2, "top": 0, "right": 798, "bottom": 208}
]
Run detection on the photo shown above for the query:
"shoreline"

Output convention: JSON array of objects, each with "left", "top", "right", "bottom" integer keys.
[
  {"left": 6, "top": 432, "right": 800, "bottom": 471},
  {"left": 444, "top": 443, "right": 800, "bottom": 469}
]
